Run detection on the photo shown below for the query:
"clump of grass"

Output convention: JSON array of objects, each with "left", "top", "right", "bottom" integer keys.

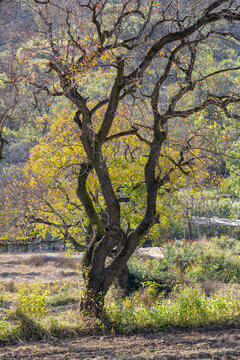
[
  {"left": 0, "top": 295, "right": 9, "bottom": 309},
  {"left": 25, "top": 255, "right": 47, "bottom": 267},
  {"left": 186, "top": 243, "right": 240, "bottom": 284},
  {"left": 0, "top": 284, "right": 50, "bottom": 343},
  {"left": 48, "top": 317, "right": 76, "bottom": 338},
  {"left": 106, "top": 285, "right": 240, "bottom": 333},
  {"left": 54, "top": 257, "right": 78, "bottom": 269},
  {"left": 48, "top": 285, "right": 77, "bottom": 307},
  {"left": 213, "top": 236, "right": 240, "bottom": 251},
  {"left": 16, "top": 311, "right": 46, "bottom": 340},
  {"left": 25, "top": 254, "right": 79, "bottom": 269},
  {"left": 0, "top": 319, "right": 19, "bottom": 342},
  {"left": 46, "top": 315, "right": 88, "bottom": 338},
  {"left": 42, "top": 308, "right": 103, "bottom": 338},
  {"left": 4, "top": 280, "right": 17, "bottom": 293}
]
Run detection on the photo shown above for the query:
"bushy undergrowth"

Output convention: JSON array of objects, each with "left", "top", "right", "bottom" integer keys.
[
  {"left": 128, "top": 257, "right": 175, "bottom": 293},
  {"left": 107, "top": 285, "right": 240, "bottom": 333},
  {"left": 1, "top": 236, "right": 240, "bottom": 343},
  {"left": 16, "top": 285, "right": 49, "bottom": 320},
  {"left": 0, "top": 283, "right": 83, "bottom": 343},
  {"left": 2, "top": 283, "right": 239, "bottom": 342},
  {"left": 128, "top": 236, "right": 240, "bottom": 289}
]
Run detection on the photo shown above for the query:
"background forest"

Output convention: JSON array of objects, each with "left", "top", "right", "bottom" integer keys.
[{"left": 0, "top": 0, "right": 239, "bottom": 247}]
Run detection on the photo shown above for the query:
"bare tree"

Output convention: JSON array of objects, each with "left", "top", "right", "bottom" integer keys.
[
  {"left": 0, "top": 56, "right": 20, "bottom": 161},
  {"left": 17, "top": 0, "right": 240, "bottom": 315},
  {"left": 0, "top": 0, "right": 39, "bottom": 161}
]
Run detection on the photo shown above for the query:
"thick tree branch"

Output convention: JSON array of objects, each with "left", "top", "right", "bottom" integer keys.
[
  {"left": 77, "top": 162, "right": 104, "bottom": 241},
  {"left": 97, "top": 57, "right": 124, "bottom": 144},
  {"left": 105, "top": 128, "right": 139, "bottom": 142}
]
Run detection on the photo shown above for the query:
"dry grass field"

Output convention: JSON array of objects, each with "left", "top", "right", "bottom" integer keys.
[{"left": 0, "top": 252, "right": 83, "bottom": 284}]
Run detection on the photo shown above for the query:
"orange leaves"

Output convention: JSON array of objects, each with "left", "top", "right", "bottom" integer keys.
[
  {"left": 222, "top": 134, "right": 229, "bottom": 142},
  {"left": 159, "top": 49, "right": 165, "bottom": 57}
]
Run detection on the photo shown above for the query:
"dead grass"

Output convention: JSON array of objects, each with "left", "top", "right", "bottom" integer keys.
[
  {"left": 25, "top": 255, "right": 48, "bottom": 267},
  {"left": 54, "top": 256, "right": 79, "bottom": 269},
  {"left": 25, "top": 254, "right": 79, "bottom": 269},
  {"left": 4, "top": 280, "right": 17, "bottom": 293},
  {"left": 0, "top": 253, "right": 82, "bottom": 284}
]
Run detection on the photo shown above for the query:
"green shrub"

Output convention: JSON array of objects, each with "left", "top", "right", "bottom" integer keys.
[
  {"left": 16, "top": 285, "right": 49, "bottom": 320},
  {"left": 190, "top": 246, "right": 240, "bottom": 284},
  {"left": 0, "top": 320, "right": 12, "bottom": 342},
  {"left": 213, "top": 236, "right": 240, "bottom": 251},
  {"left": 128, "top": 257, "right": 175, "bottom": 293},
  {"left": 48, "top": 285, "right": 77, "bottom": 307},
  {"left": 0, "top": 314, "right": 19, "bottom": 343}
]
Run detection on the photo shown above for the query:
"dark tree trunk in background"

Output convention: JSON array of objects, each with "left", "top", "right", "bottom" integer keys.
[{"left": 115, "top": 264, "right": 130, "bottom": 295}]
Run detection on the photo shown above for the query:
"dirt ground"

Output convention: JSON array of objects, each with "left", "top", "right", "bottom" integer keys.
[{"left": 1, "top": 326, "right": 240, "bottom": 359}]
